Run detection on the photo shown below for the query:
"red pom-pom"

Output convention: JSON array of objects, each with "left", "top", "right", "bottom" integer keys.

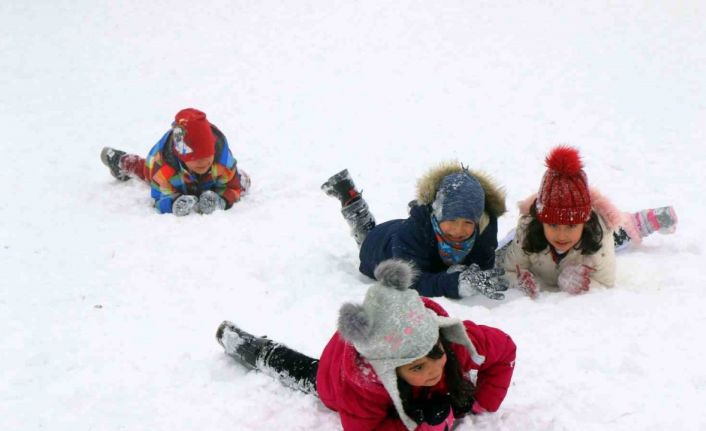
[{"left": 545, "top": 146, "right": 583, "bottom": 175}]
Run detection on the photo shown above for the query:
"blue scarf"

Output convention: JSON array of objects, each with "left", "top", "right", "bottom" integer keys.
[{"left": 431, "top": 215, "right": 476, "bottom": 266}]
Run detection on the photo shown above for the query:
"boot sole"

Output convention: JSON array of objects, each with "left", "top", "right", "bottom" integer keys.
[
  {"left": 321, "top": 169, "right": 351, "bottom": 192},
  {"left": 216, "top": 320, "right": 236, "bottom": 347}
]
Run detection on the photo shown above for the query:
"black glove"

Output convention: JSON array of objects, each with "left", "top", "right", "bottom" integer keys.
[{"left": 422, "top": 394, "right": 452, "bottom": 426}]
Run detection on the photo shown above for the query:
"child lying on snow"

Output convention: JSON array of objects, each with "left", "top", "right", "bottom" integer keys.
[
  {"left": 216, "top": 259, "right": 516, "bottom": 430},
  {"left": 496, "top": 145, "right": 678, "bottom": 297},
  {"left": 100, "top": 108, "right": 249, "bottom": 216},
  {"left": 321, "top": 163, "right": 509, "bottom": 301}
]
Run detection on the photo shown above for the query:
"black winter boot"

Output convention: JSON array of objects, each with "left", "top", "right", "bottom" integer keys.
[
  {"left": 321, "top": 169, "right": 361, "bottom": 206},
  {"left": 216, "top": 320, "right": 274, "bottom": 369},
  {"left": 342, "top": 198, "right": 376, "bottom": 246},
  {"left": 100, "top": 147, "right": 130, "bottom": 181}
]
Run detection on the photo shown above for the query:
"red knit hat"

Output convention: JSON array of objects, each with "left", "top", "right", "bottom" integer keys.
[
  {"left": 536, "top": 146, "right": 591, "bottom": 224},
  {"left": 171, "top": 108, "right": 216, "bottom": 162}
]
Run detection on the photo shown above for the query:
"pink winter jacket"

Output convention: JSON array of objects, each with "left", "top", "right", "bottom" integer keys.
[{"left": 316, "top": 298, "right": 516, "bottom": 430}]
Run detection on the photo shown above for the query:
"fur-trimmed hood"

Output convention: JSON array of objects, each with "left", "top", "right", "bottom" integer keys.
[{"left": 415, "top": 161, "right": 507, "bottom": 219}]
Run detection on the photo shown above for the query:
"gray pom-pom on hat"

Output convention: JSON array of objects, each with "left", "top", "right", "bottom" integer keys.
[
  {"left": 373, "top": 258, "right": 418, "bottom": 290},
  {"left": 338, "top": 303, "right": 372, "bottom": 344}
]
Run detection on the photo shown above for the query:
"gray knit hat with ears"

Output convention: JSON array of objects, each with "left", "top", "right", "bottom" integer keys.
[{"left": 338, "top": 259, "right": 485, "bottom": 430}]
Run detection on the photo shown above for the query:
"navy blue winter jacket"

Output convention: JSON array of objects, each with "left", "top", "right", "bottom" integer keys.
[{"left": 359, "top": 204, "right": 499, "bottom": 298}]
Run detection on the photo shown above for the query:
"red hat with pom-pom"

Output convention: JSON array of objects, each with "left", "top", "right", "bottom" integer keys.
[
  {"left": 171, "top": 108, "right": 216, "bottom": 162},
  {"left": 536, "top": 146, "right": 591, "bottom": 224}
]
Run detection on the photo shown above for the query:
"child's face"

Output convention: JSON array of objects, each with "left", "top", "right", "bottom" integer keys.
[
  {"left": 542, "top": 223, "right": 585, "bottom": 253},
  {"left": 396, "top": 345, "right": 447, "bottom": 387},
  {"left": 185, "top": 155, "right": 215, "bottom": 175},
  {"left": 439, "top": 218, "right": 476, "bottom": 242}
]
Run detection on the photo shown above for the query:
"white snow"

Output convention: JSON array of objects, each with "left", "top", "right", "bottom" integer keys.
[{"left": 2, "top": 1, "right": 706, "bottom": 430}]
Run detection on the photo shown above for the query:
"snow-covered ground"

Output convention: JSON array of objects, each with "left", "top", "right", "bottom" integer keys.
[{"left": 2, "top": 1, "right": 706, "bottom": 430}]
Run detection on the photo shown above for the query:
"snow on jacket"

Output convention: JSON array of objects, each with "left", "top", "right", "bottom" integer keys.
[
  {"left": 316, "top": 298, "right": 516, "bottom": 431},
  {"left": 497, "top": 188, "right": 621, "bottom": 291},
  {"left": 145, "top": 126, "right": 245, "bottom": 213},
  {"left": 359, "top": 166, "right": 506, "bottom": 298}
]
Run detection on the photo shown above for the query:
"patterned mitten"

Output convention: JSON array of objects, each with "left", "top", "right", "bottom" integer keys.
[
  {"left": 515, "top": 265, "right": 539, "bottom": 299},
  {"left": 458, "top": 265, "right": 508, "bottom": 300},
  {"left": 557, "top": 264, "right": 594, "bottom": 294}
]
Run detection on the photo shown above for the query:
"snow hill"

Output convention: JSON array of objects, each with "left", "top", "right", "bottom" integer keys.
[{"left": 2, "top": 1, "right": 706, "bottom": 430}]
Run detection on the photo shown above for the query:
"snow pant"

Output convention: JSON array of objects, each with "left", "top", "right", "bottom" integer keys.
[
  {"left": 256, "top": 342, "right": 320, "bottom": 395},
  {"left": 120, "top": 154, "right": 149, "bottom": 182}
]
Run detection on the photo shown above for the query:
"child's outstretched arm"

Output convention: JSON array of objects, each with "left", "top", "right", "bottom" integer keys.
[
  {"left": 462, "top": 321, "right": 516, "bottom": 412},
  {"left": 209, "top": 140, "right": 244, "bottom": 209},
  {"left": 387, "top": 229, "right": 464, "bottom": 298},
  {"left": 579, "top": 232, "right": 616, "bottom": 291},
  {"left": 149, "top": 165, "right": 183, "bottom": 214},
  {"left": 211, "top": 165, "right": 243, "bottom": 209}
]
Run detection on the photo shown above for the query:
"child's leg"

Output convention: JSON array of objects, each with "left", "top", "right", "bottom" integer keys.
[
  {"left": 613, "top": 206, "right": 678, "bottom": 250},
  {"left": 342, "top": 198, "right": 376, "bottom": 246},
  {"left": 322, "top": 169, "right": 376, "bottom": 246},
  {"left": 101, "top": 147, "right": 149, "bottom": 182},
  {"left": 321, "top": 169, "right": 361, "bottom": 206},
  {"left": 120, "top": 154, "right": 148, "bottom": 182},
  {"left": 216, "top": 321, "right": 318, "bottom": 395},
  {"left": 631, "top": 206, "right": 678, "bottom": 236},
  {"left": 258, "top": 342, "right": 319, "bottom": 394}
]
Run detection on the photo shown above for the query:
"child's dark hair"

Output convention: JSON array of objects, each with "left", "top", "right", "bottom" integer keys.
[
  {"left": 523, "top": 200, "right": 603, "bottom": 255},
  {"left": 397, "top": 332, "right": 475, "bottom": 422}
]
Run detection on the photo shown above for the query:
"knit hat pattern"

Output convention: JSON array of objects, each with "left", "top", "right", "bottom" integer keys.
[
  {"left": 172, "top": 108, "right": 216, "bottom": 162},
  {"left": 536, "top": 146, "right": 592, "bottom": 225},
  {"left": 431, "top": 172, "right": 485, "bottom": 224},
  {"left": 337, "top": 259, "right": 484, "bottom": 430}
]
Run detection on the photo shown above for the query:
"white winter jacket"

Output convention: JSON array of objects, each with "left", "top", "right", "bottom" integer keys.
[{"left": 497, "top": 189, "right": 628, "bottom": 291}]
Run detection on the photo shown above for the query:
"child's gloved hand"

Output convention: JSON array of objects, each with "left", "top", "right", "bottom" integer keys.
[
  {"left": 197, "top": 190, "right": 226, "bottom": 214},
  {"left": 458, "top": 264, "right": 508, "bottom": 300},
  {"left": 172, "top": 195, "right": 198, "bottom": 216},
  {"left": 417, "top": 395, "right": 455, "bottom": 430},
  {"left": 446, "top": 264, "right": 467, "bottom": 274},
  {"left": 558, "top": 264, "right": 594, "bottom": 294},
  {"left": 516, "top": 265, "right": 539, "bottom": 299}
]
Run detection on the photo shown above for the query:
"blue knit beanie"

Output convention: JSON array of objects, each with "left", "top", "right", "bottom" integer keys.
[{"left": 431, "top": 172, "right": 485, "bottom": 223}]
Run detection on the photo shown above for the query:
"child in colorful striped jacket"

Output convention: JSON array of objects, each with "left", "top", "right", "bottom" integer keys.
[{"left": 100, "top": 108, "right": 249, "bottom": 216}]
